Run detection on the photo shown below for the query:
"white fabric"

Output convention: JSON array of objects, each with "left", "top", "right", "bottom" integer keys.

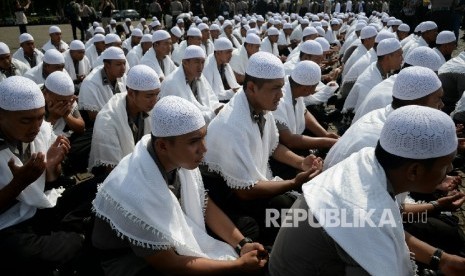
[
  {"left": 63, "top": 50, "right": 92, "bottom": 81},
  {"left": 436, "top": 31, "right": 456, "bottom": 45},
  {"left": 24, "top": 63, "right": 68, "bottom": 85},
  {"left": 45, "top": 71, "right": 74, "bottom": 96},
  {"left": 0, "top": 76, "right": 44, "bottom": 110},
  {"left": 229, "top": 46, "right": 249, "bottom": 76},
  {"left": 0, "top": 42, "right": 10, "bottom": 55},
  {"left": 12, "top": 48, "right": 44, "bottom": 69},
  {"left": 140, "top": 48, "right": 177, "bottom": 80},
  {"left": 85, "top": 44, "right": 101, "bottom": 68},
  {"left": 433, "top": 48, "right": 446, "bottom": 66},
  {"left": 101, "top": 46, "right": 126, "bottom": 60},
  {"left": 89, "top": 93, "right": 151, "bottom": 169},
  {"left": 42, "top": 40, "right": 69, "bottom": 53},
  {"left": 291, "top": 60, "right": 321, "bottom": 85},
  {"left": 342, "top": 43, "right": 368, "bottom": 79},
  {"left": 0, "top": 121, "right": 62, "bottom": 230},
  {"left": 405, "top": 46, "right": 442, "bottom": 71},
  {"left": 159, "top": 66, "right": 221, "bottom": 124},
  {"left": 246, "top": 51, "right": 284, "bottom": 79},
  {"left": 219, "top": 33, "right": 242, "bottom": 49},
  {"left": 303, "top": 81, "right": 339, "bottom": 105},
  {"left": 0, "top": 59, "right": 29, "bottom": 82},
  {"left": 202, "top": 54, "right": 240, "bottom": 101},
  {"left": 93, "top": 54, "right": 130, "bottom": 74},
  {"left": 392, "top": 66, "right": 441, "bottom": 100},
  {"left": 127, "top": 64, "right": 160, "bottom": 91},
  {"left": 70, "top": 40, "right": 85, "bottom": 50},
  {"left": 261, "top": 38, "right": 278, "bottom": 57},
  {"left": 204, "top": 89, "right": 279, "bottom": 188},
  {"left": 122, "top": 37, "right": 136, "bottom": 52},
  {"left": 126, "top": 44, "right": 144, "bottom": 68},
  {"left": 93, "top": 134, "right": 238, "bottom": 259},
  {"left": 403, "top": 36, "right": 427, "bottom": 58},
  {"left": 171, "top": 40, "right": 188, "bottom": 65},
  {"left": 184, "top": 45, "right": 206, "bottom": 59},
  {"left": 19, "top": 33, "right": 34, "bottom": 44},
  {"left": 305, "top": 147, "right": 414, "bottom": 275},
  {"left": 439, "top": 51, "right": 465, "bottom": 76},
  {"left": 43, "top": 49, "right": 65, "bottom": 65},
  {"left": 49, "top": 26, "right": 61, "bottom": 34},
  {"left": 343, "top": 48, "right": 376, "bottom": 83},
  {"left": 376, "top": 38, "right": 401, "bottom": 56},
  {"left": 273, "top": 77, "right": 306, "bottom": 135}
]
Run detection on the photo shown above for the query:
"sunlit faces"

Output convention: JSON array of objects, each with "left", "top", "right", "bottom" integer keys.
[
  {"left": 411, "top": 151, "right": 455, "bottom": 194},
  {"left": 417, "top": 88, "right": 444, "bottom": 110},
  {"left": 20, "top": 40, "right": 35, "bottom": 56},
  {"left": 247, "top": 78, "right": 285, "bottom": 111},
  {"left": 155, "top": 38, "right": 172, "bottom": 57},
  {"left": 187, "top": 35, "right": 202, "bottom": 46},
  {"left": 49, "top": 32, "right": 62, "bottom": 44},
  {"left": 214, "top": 49, "right": 233, "bottom": 64},
  {"left": 245, "top": 43, "right": 260, "bottom": 57},
  {"left": 0, "top": 107, "right": 45, "bottom": 143},
  {"left": 127, "top": 88, "right": 160, "bottom": 113},
  {"left": 0, "top": 54, "right": 12, "bottom": 70},
  {"left": 70, "top": 49, "right": 85, "bottom": 62},
  {"left": 103, "top": 59, "right": 126, "bottom": 79},
  {"left": 268, "top": 35, "right": 279, "bottom": 44},
  {"left": 182, "top": 58, "right": 205, "bottom": 79}
]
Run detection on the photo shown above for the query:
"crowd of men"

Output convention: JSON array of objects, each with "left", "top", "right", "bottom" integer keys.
[{"left": 2, "top": 4, "right": 465, "bottom": 276}]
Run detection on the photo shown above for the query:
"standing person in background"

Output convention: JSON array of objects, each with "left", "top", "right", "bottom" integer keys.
[
  {"left": 15, "top": 0, "right": 31, "bottom": 34},
  {"left": 149, "top": 0, "right": 162, "bottom": 22},
  {"left": 170, "top": 0, "right": 183, "bottom": 30},
  {"left": 100, "top": 0, "right": 115, "bottom": 28},
  {"left": 80, "top": 0, "right": 92, "bottom": 32},
  {"left": 67, "top": 0, "right": 84, "bottom": 41}
]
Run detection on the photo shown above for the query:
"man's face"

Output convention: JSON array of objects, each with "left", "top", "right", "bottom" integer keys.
[
  {"left": 155, "top": 38, "right": 172, "bottom": 56},
  {"left": 241, "top": 27, "right": 247, "bottom": 37},
  {"left": 420, "top": 88, "right": 444, "bottom": 110},
  {"left": 224, "top": 25, "right": 233, "bottom": 36},
  {"left": 44, "top": 91, "right": 75, "bottom": 112},
  {"left": 0, "top": 107, "right": 45, "bottom": 143},
  {"left": 182, "top": 58, "right": 205, "bottom": 79},
  {"left": 70, "top": 49, "right": 85, "bottom": 62},
  {"left": 386, "top": 49, "right": 403, "bottom": 71},
  {"left": 301, "top": 53, "right": 323, "bottom": 64},
  {"left": 295, "top": 83, "right": 318, "bottom": 97},
  {"left": 201, "top": 29, "right": 210, "bottom": 41},
  {"left": 141, "top": 41, "right": 152, "bottom": 53},
  {"left": 104, "top": 59, "right": 126, "bottom": 79},
  {"left": 210, "top": 30, "right": 220, "bottom": 39},
  {"left": 247, "top": 78, "right": 285, "bottom": 111},
  {"left": 268, "top": 35, "right": 279, "bottom": 44},
  {"left": 128, "top": 88, "right": 160, "bottom": 113},
  {"left": 187, "top": 36, "right": 202, "bottom": 46},
  {"left": 215, "top": 49, "right": 233, "bottom": 64},
  {"left": 397, "top": 31, "right": 409, "bottom": 40},
  {"left": 423, "top": 28, "right": 438, "bottom": 44},
  {"left": 50, "top": 32, "right": 62, "bottom": 44},
  {"left": 164, "top": 126, "right": 207, "bottom": 170},
  {"left": 412, "top": 152, "right": 455, "bottom": 193},
  {"left": 95, "top": 41, "right": 106, "bottom": 52},
  {"left": 0, "top": 54, "right": 12, "bottom": 70},
  {"left": 284, "top": 29, "right": 292, "bottom": 36},
  {"left": 43, "top": 63, "right": 65, "bottom": 77},
  {"left": 21, "top": 41, "right": 35, "bottom": 56},
  {"left": 131, "top": 36, "right": 142, "bottom": 45},
  {"left": 106, "top": 41, "right": 123, "bottom": 49}
]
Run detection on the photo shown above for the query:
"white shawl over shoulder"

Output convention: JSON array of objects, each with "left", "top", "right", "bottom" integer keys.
[
  {"left": 202, "top": 54, "right": 240, "bottom": 101},
  {"left": 273, "top": 78, "right": 306, "bottom": 135}
]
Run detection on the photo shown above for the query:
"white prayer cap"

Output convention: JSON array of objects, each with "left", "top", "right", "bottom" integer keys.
[
  {"left": 267, "top": 27, "right": 279, "bottom": 36},
  {"left": 101, "top": 46, "right": 126, "bottom": 60},
  {"left": 214, "top": 37, "right": 233, "bottom": 51},
  {"left": 398, "top": 23, "right": 410, "bottom": 32},
  {"left": 93, "top": 34, "right": 105, "bottom": 43},
  {"left": 258, "top": 16, "right": 265, "bottom": 22},
  {"left": 311, "top": 15, "right": 319, "bottom": 21},
  {"left": 369, "top": 23, "right": 382, "bottom": 32},
  {"left": 301, "top": 18, "right": 310, "bottom": 25},
  {"left": 195, "top": 18, "right": 202, "bottom": 24},
  {"left": 380, "top": 105, "right": 457, "bottom": 159},
  {"left": 43, "top": 49, "right": 64, "bottom": 64},
  {"left": 177, "top": 18, "right": 184, "bottom": 24},
  {"left": 392, "top": 66, "right": 441, "bottom": 101},
  {"left": 360, "top": 26, "right": 377, "bottom": 39},
  {"left": 170, "top": 26, "right": 183, "bottom": 38},
  {"left": 222, "top": 20, "right": 233, "bottom": 30},
  {"left": 105, "top": 33, "right": 122, "bottom": 44},
  {"left": 218, "top": 15, "right": 225, "bottom": 21},
  {"left": 152, "top": 30, "right": 171, "bottom": 43},
  {"left": 93, "top": 21, "right": 100, "bottom": 27},
  {"left": 315, "top": 26, "right": 325, "bottom": 37},
  {"left": 45, "top": 71, "right": 74, "bottom": 96},
  {"left": 246, "top": 52, "right": 284, "bottom": 79},
  {"left": 321, "top": 20, "right": 329, "bottom": 27},
  {"left": 393, "top": 19, "right": 403, "bottom": 26},
  {"left": 247, "top": 29, "right": 259, "bottom": 36},
  {"left": 249, "top": 18, "right": 257, "bottom": 24},
  {"left": 151, "top": 96, "right": 205, "bottom": 137},
  {"left": 198, "top": 23, "right": 209, "bottom": 31},
  {"left": 300, "top": 40, "right": 323, "bottom": 55},
  {"left": 110, "top": 19, "right": 117, "bottom": 24},
  {"left": 19, "top": 33, "right": 34, "bottom": 44},
  {"left": 0, "top": 42, "right": 10, "bottom": 55},
  {"left": 268, "top": 19, "right": 275, "bottom": 25},
  {"left": 152, "top": 16, "right": 158, "bottom": 21},
  {"left": 210, "top": 23, "right": 220, "bottom": 31},
  {"left": 355, "top": 22, "right": 367, "bottom": 31},
  {"left": 312, "top": 22, "right": 322, "bottom": 28},
  {"left": 375, "top": 30, "right": 396, "bottom": 43},
  {"left": 376, "top": 38, "right": 401, "bottom": 56},
  {"left": 283, "top": 23, "right": 293, "bottom": 29},
  {"left": 315, "top": 37, "right": 330, "bottom": 51},
  {"left": 436, "top": 31, "right": 456, "bottom": 44},
  {"left": 126, "top": 65, "right": 160, "bottom": 91},
  {"left": 187, "top": 27, "right": 202, "bottom": 37},
  {"left": 0, "top": 76, "right": 44, "bottom": 111},
  {"left": 141, "top": 34, "right": 152, "bottom": 43},
  {"left": 125, "top": 18, "right": 131, "bottom": 22},
  {"left": 69, "top": 40, "right": 85, "bottom": 51},
  {"left": 387, "top": 20, "right": 396, "bottom": 27},
  {"left": 94, "top": 27, "right": 105, "bottom": 34},
  {"left": 405, "top": 46, "right": 442, "bottom": 71},
  {"left": 291, "top": 60, "right": 321, "bottom": 86},
  {"left": 183, "top": 45, "right": 206, "bottom": 60},
  {"left": 245, "top": 33, "right": 261, "bottom": 45},
  {"left": 242, "top": 25, "right": 250, "bottom": 31},
  {"left": 202, "top": 17, "right": 208, "bottom": 22},
  {"left": 131, "top": 28, "right": 143, "bottom": 37},
  {"left": 303, "top": 26, "right": 318, "bottom": 37},
  {"left": 48, "top": 25, "right": 61, "bottom": 34},
  {"left": 421, "top": 21, "right": 438, "bottom": 33},
  {"left": 140, "top": 17, "right": 146, "bottom": 22},
  {"left": 414, "top": 23, "right": 422, "bottom": 33},
  {"left": 330, "top": 19, "right": 339, "bottom": 25}
]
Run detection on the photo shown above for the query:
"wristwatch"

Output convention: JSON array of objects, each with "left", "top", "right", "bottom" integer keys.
[
  {"left": 429, "top": 248, "right": 443, "bottom": 270},
  {"left": 235, "top": 237, "right": 253, "bottom": 255}
]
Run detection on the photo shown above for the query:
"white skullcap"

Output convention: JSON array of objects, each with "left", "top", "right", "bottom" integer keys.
[
  {"left": 126, "top": 65, "right": 160, "bottom": 91},
  {"left": 249, "top": 18, "right": 257, "bottom": 24},
  {"left": 355, "top": 22, "right": 367, "bottom": 31},
  {"left": 405, "top": 46, "right": 442, "bottom": 71},
  {"left": 267, "top": 27, "right": 279, "bottom": 36},
  {"left": 300, "top": 40, "right": 323, "bottom": 55},
  {"left": 301, "top": 19, "right": 310, "bottom": 25},
  {"left": 268, "top": 19, "right": 275, "bottom": 25},
  {"left": 436, "top": 31, "right": 456, "bottom": 44},
  {"left": 245, "top": 33, "right": 261, "bottom": 44},
  {"left": 246, "top": 52, "right": 284, "bottom": 79},
  {"left": 393, "top": 66, "right": 441, "bottom": 101},
  {"left": 247, "top": 28, "right": 259, "bottom": 36},
  {"left": 49, "top": 25, "right": 61, "bottom": 34},
  {"left": 43, "top": 49, "right": 64, "bottom": 64},
  {"left": 93, "top": 34, "right": 105, "bottom": 43},
  {"left": 19, "top": 33, "right": 34, "bottom": 44},
  {"left": 311, "top": 15, "right": 319, "bottom": 21},
  {"left": 218, "top": 15, "right": 225, "bottom": 21},
  {"left": 110, "top": 19, "right": 117, "bottom": 24},
  {"left": 125, "top": 18, "right": 131, "bottom": 22},
  {"left": 303, "top": 26, "right": 318, "bottom": 37},
  {"left": 360, "top": 26, "right": 378, "bottom": 39},
  {"left": 170, "top": 26, "right": 183, "bottom": 38},
  {"left": 45, "top": 71, "right": 74, "bottom": 96},
  {"left": 375, "top": 30, "right": 396, "bottom": 43},
  {"left": 150, "top": 20, "right": 161, "bottom": 28},
  {"left": 177, "top": 18, "right": 184, "bottom": 24},
  {"left": 222, "top": 20, "right": 233, "bottom": 30},
  {"left": 93, "top": 21, "right": 100, "bottom": 27},
  {"left": 380, "top": 105, "right": 457, "bottom": 159},
  {"left": 210, "top": 23, "right": 220, "bottom": 31},
  {"left": 0, "top": 42, "right": 10, "bottom": 55},
  {"left": 377, "top": 38, "right": 401, "bottom": 56},
  {"left": 242, "top": 25, "right": 250, "bottom": 31},
  {"left": 312, "top": 22, "right": 322, "bottom": 28},
  {"left": 101, "top": 46, "right": 126, "bottom": 60},
  {"left": 214, "top": 37, "right": 233, "bottom": 51},
  {"left": 258, "top": 16, "right": 265, "bottom": 22},
  {"left": 195, "top": 18, "right": 202, "bottom": 24},
  {"left": 187, "top": 27, "right": 202, "bottom": 37},
  {"left": 315, "top": 26, "right": 325, "bottom": 37},
  {"left": 151, "top": 96, "right": 205, "bottom": 137},
  {"left": 152, "top": 30, "right": 171, "bottom": 43},
  {"left": 94, "top": 26, "right": 105, "bottom": 34},
  {"left": 315, "top": 37, "right": 330, "bottom": 51},
  {"left": 387, "top": 19, "right": 396, "bottom": 26},
  {"left": 152, "top": 16, "right": 158, "bottom": 21},
  {"left": 421, "top": 21, "right": 438, "bottom": 33},
  {"left": 141, "top": 34, "right": 152, "bottom": 43},
  {"left": 140, "top": 18, "right": 146, "bottom": 22},
  {"left": 202, "top": 17, "right": 208, "bottom": 22},
  {"left": 321, "top": 20, "right": 329, "bottom": 27},
  {"left": 291, "top": 60, "right": 321, "bottom": 86},
  {"left": 414, "top": 23, "right": 422, "bottom": 33},
  {"left": 330, "top": 19, "right": 339, "bottom": 25},
  {"left": 69, "top": 40, "right": 85, "bottom": 51},
  {"left": 393, "top": 19, "right": 402, "bottom": 26},
  {"left": 131, "top": 28, "right": 143, "bottom": 37},
  {"left": 398, "top": 23, "right": 410, "bottom": 32},
  {"left": 105, "top": 33, "right": 122, "bottom": 44},
  {"left": 198, "top": 23, "right": 209, "bottom": 31},
  {"left": 1, "top": 76, "right": 42, "bottom": 112},
  {"left": 183, "top": 45, "right": 206, "bottom": 60},
  {"left": 283, "top": 23, "right": 293, "bottom": 29},
  {"left": 369, "top": 23, "right": 382, "bottom": 32}
]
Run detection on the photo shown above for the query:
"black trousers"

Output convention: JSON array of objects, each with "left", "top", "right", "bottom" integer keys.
[
  {"left": 18, "top": 24, "right": 27, "bottom": 34},
  {"left": 71, "top": 19, "right": 85, "bottom": 41}
]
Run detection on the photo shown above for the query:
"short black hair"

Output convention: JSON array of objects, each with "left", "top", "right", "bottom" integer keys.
[
  {"left": 375, "top": 141, "right": 439, "bottom": 171},
  {"left": 243, "top": 73, "right": 268, "bottom": 92}
]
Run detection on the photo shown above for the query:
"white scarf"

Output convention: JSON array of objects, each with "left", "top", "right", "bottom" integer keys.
[
  {"left": 439, "top": 51, "right": 465, "bottom": 75},
  {"left": 343, "top": 48, "right": 376, "bottom": 83},
  {"left": 42, "top": 40, "right": 69, "bottom": 53},
  {"left": 201, "top": 39, "right": 215, "bottom": 56},
  {"left": 303, "top": 81, "right": 339, "bottom": 105},
  {"left": 85, "top": 44, "right": 100, "bottom": 68},
  {"left": 433, "top": 48, "right": 446, "bottom": 66},
  {"left": 273, "top": 78, "right": 306, "bottom": 135},
  {"left": 12, "top": 48, "right": 44, "bottom": 69},
  {"left": 220, "top": 33, "right": 241, "bottom": 49},
  {"left": 0, "top": 121, "right": 63, "bottom": 230},
  {"left": 0, "top": 59, "right": 29, "bottom": 82},
  {"left": 171, "top": 40, "right": 188, "bottom": 66},
  {"left": 260, "top": 37, "right": 279, "bottom": 57},
  {"left": 160, "top": 66, "right": 221, "bottom": 124},
  {"left": 342, "top": 43, "right": 368, "bottom": 79},
  {"left": 63, "top": 50, "right": 92, "bottom": 80},
  {"left": 93, "top": 134, "right": 237, "bottom": 259},
  {"left": 343, "top": 61, "right": 382, "bottom": 112},
  {"left": 24, "top": 63, "right": 46, "bottom": 85},
  {"left": 202, "top": 54, "right": 240, "bottom": 101},
  {"left": 140, "top": 48, "right": 177, "bottom": 79},
  {"left": 305, "top": 147, "right": 414, "bottom": 275},
  {"left": 204, "top": 89, "right": 279, "bottom": 189},
  {"left": 126, "top": 44, "right": 143, "bottom": 68},
  {"left": 88, "top": 93, "right": 151, "bottom": 169},
  {"left": 229, "top": 46, "right": 249, "bottom": 76}
]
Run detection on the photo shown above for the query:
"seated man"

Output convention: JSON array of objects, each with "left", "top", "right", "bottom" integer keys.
[
  {"left": 88, "top": 65, "right": 160, "bottom": 175},
  {"left": 24, "top": 49, "right": 65, "bottom": 85},
  {"left": 42, "top": 25, "right": 69, "bottom": 53},
  {"left": 12, "top": 33, "right": 44, "bottom": 69},
  {"left": 92, "top": 96, "right": 268, "bottom": 276},
  {"left": 0, "top": 42, "right": 29, "bottom": 82},
  {"left": 126, "top": 34, "right": 152, "bottom": 68},
  {"left": 269, "top": 105, "right": 465, "bottom": 275},
  {"left": 229, "top": 33, "right": 261, "bottom": 84},
  {"left": 84, "top": 34, "right": 105, "bottom": 69},
  {"left": 122, "top": 28, "right": 143, "bottom": 55},
  {"left": 171, "top": 27, "right": 202, "bottom": 66},
  {"left": 140, "top": 30, "right": 177, "bottom": 81},
  {"left": 63, "top": 40, "right": 92, "bottom": 93}
]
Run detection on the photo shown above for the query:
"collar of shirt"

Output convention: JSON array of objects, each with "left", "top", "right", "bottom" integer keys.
[{"left": 376, "top": 61, "right": 389, "bottom": 80}]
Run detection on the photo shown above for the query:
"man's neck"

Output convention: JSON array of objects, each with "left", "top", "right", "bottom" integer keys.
[
  {"left": 126, "top": 95, "right": 140, "bottom": 119},
  {"left": 155, "top": 51, "right": 165, "bottom": 61},
  {"left": 152, "top": 141, "right": 177, "bottom": 173},
  {"left": 245, "top": 91, "right": 264, "bottom": 114},
  {"left": 104, "top": 68, "right": 117, "bottom": 84}
]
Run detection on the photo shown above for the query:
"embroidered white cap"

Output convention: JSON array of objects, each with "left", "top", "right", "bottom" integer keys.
[
  {"left": 0, "top": 76, "right": 45, "bottom": 111},
  {"left": 375, "top": 30, "right": 396, "bottom": 43},
  {"left": 49, "top": 25, "right": 61, "bottom": 34},
  {"left": 380, "top": 105, "right": 457, "bottom": 159},
  {"left": 177, "top": 18, "right": 184, "bottom": 24},
  {"left": 45, "top": 71, "right": 74, "bottom": 96},
  {"left": 126, "top": 65, "right": 160, "bottom": 91},
  {"left": 283, "top": 23, "right": 292, "bottom": 29},
  {"left": 360, "top": 26, "right": 378, "bottom": 39},
  {"left": 105, "top": 33, "right": 122, "bottom": 45},
  {"left": 140, "top": 17, "right": 146, "bottom": 22},
  {"left": 187, "top": 27, "right": 202, "bottom": 37},
  {"left": 131, "top": 28, "right": 143, "bottom": 37},
  {"left": 198, "top": 23, "right": 209, "bottom": 31},
  {"left": 315, "top": 37, "right": 330, "bottom": 51},
  {"left": 93, "top": 21, "right": 100, "bottom": 27},
  {"left": 183, "top": 45, "right": 206, "bottom": 60},
  {"left": 330, "top": 19, "right": 340, "bottom": 25},
  {"left": 315, "top": 26, "right": 325, "bottom": 37},
  {"left": 392, "top": 66, "right": 441, "bottom": 101},
  {"left": 214, "top": 37, "right": 233, "bottom": 51},
  {"left": 93, "top": 34, "right": 105, "bottom": 43},
  {"left": 141, "top": 34, "right": 153, "bottom": 43},
  {"left": 19, "top": 33, "right": 34, "bottom": 44},
  {"left": 421, "top": 21, "right": 438, "bottom": 33},
  {"left": 398, "top": 24, "right": 410, "bottom": 32},
  {"left": 150, "top": 20, "right": 161, "bottom": 28},
  {"left": 101, "top": 46, "right": 126, "bottom": 60},
  {"left": 436, "top": 31, "right": 456, "bottom": 45},
  {"left": 355, "top": 22, "right": 367, "bottom": 31},
  {"left": 152, "top": 95, "right": 205, "bottom": 137},
  {"left": 246, "top": 51, "right": 284, "bottom": 79},
  {"left": 404, "top": 46, "right": 442, "bottom": 71},
  {"left": 69, "top": 40, "right": 85, "bottom": 51},
  {"left": 376, "top": 37, "right": 401, "bottom": 56},
  {"left": 291, "top": 60, "right": 321, "bottom": 86},
  {"left": 170, "top": 26, "right": 183, "bottom": 38},
  {"left": 94, "top": 27, "right": 105, "bottom": 34},
  {"left": 321, "top": 20, "right": 329, "bottom": 27},
  {"left": 267, "top": 27, "right": 279, "bottom": 36},
  {"left": 300, "top": 40, "right": 323, "bottom": 55},
  {"left": 210, "top": 24, "right": 220, "bottom": 31},
  {"left": 302, "top": 26, "right": 318, "bottom": 37},
  {"left": 43, "top": 49, "right": 65, "bottom": 64},
  {"left": 152, "top": 30, "right": 171, "bottom": 43},
  {"left": 125, "top": 18, "right": 131, "bottom": 22},
  {"left": 245, "top": 33, "right": 261, "bottom": 44},
  {"left": 0, "top": 42, "right": 10, "bottom": 55},
  {"left": 110, "top": 19, "right": 117, "bottom": 24}
]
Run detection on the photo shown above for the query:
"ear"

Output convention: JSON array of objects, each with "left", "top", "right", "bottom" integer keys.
[
  {"left": 246, "top": 80, "right": 255, "bottom": 94},
  {"left": 405, "top": 162, "right": 425, "bottom": 183}
]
